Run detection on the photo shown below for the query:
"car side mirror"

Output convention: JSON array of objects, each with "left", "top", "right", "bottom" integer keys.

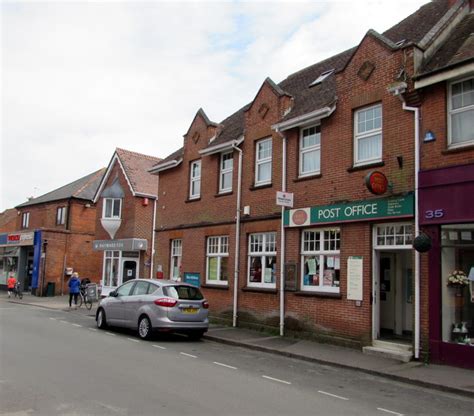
[{"left": 109, "top": 290, "right": 117, "bottom": 297}]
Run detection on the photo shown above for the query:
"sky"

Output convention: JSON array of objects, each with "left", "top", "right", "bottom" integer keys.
[{"left": 1, "top": 0, "right": 430, "bottom": 212}]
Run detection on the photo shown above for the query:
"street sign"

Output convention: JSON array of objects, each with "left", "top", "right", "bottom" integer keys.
[{"left": 276, "top": 191, "right": 294, "bottom": 208}]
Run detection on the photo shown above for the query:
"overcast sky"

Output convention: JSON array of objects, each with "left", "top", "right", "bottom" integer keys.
[{"left": 1, "top": 0, "right": 429, "bottom": 212}]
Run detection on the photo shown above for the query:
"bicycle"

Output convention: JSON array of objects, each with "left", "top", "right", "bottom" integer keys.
[{"left": 77, "top": 286, "right": 92, "bottom": 310}]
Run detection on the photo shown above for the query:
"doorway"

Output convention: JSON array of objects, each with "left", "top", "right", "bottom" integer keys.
[{"left": 121, "top": 259, "right": 137, "bottom": 283}]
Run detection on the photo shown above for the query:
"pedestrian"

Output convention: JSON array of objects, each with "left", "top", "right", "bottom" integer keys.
[
  {"left": 7, "top": 274, "right": 17, "bottom": 298},
  {"left": 68, "top": 272, "right": 81, "bottom": 308}
]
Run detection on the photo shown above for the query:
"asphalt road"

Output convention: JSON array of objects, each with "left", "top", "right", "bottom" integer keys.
[{"left": 1, "top": 300, "right": 473, "bottom": 416}]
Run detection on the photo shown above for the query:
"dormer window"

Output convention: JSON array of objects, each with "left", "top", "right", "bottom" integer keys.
[
  {"left": 103, "top": 198, "right": 121, "bottom": 219},
  {"left": 309, "top": 69, "right": 334, "bottom": 87}
]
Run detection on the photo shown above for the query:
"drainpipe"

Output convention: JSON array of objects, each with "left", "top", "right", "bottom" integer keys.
[
  {"left": 232, "top": 142, "right": 243, "bottom": 328},
  {"left": 276, "top": 128, "right": 287, "bottom": 337},
  {"left": 401, "top": 100, "right": 421, "bottom": 360},
  {"left": 150, "top": 196, "right": 157, "bottom": 279}
]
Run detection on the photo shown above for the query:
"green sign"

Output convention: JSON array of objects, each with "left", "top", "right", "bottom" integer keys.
[
  {"left": 183, "top": 272, "right": 200, "bottom": 287},
  {"left": 285, "top": 194, "right": 414, "bottom": 227}
]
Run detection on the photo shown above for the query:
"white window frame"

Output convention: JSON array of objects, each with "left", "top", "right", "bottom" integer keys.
[
  {"left": 102, "top": 198, "right": 122, "bottom": 219},
  {"left": 56, "top": 206, "right": 66, "bottom": 225},
  {"left": 448, "top": 76, "right": 474, "bottom": 148},
  {"left": 21, "top": 212, "right": 30, "bottom": 228},
  {"left": 247, "top": 232, "right": 277, "bottom": 288},
  {"left": 373, "top": 222, "right": 413, "bottom": 249},
  {"left": 301, "top": 228, "right": 340, "bottom": 293},
  {"left": 299, "top": 124, "right": 321, "bottom": 177},
  {"left": 255, "top": 138, "right": 272, "bottom": 186},
  {"left": 206, "top": 236, "right": 229, "bottom": 285},
  {"left": 189, "top": 160, "right": 201, "bottom": 199},
  {"left": 219, "top": 152, "right": 233, "bottom": 193},
  {"left": 354, "top": 104, "right": 382, "bottom": 166},
  {"left": 103, "top": 250, "right": 120, "bottom": 287},
  {"left": 170, "top": 239, "right": 182, "bottom": 280}
]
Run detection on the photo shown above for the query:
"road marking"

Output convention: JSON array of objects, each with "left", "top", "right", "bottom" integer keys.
[
  {"left": 88, "top": 328, "right": 98, "bottom": 332},
  {"left": 213, "top": 362, "right": 237, "bottom": 370},
  {"left": 127, "top": 338, "right": 140, "bottom": 343},
  {"left": 49, "top": 317, "right": 57, "bottom": 320},
  {"left": 180, "top": 352, "right": 197, "bottom": 358},
  {"left": 317, "top": 390, "right": 349, "bottom": 400},
  {"left": 72, "top": 324, "right": 82, "bottom": 327},
  {"left": 262, "top": 375, "right": 291, "bottom": 385},
  {"left": 59, "top": 320, "right": 68, "bottom": 324},
  {"left": 377, "top": 408, "right": 404, "bottom": 416},
  {"left": 105, "top": 332, "right": 116, "bottom": 336},
  {"left": 152, "top": 345, "right": 166, "bottom": 350}
]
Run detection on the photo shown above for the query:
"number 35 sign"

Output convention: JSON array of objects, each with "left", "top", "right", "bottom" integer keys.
[{"left": 424, "top": 209, "right": 445, "bottom": 220}]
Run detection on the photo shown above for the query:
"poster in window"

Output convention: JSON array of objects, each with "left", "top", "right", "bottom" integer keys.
[
  {"left": 307, "top": 258, "right": 317, "bottom": 275},
  {"left": 208, "top": 258, "right": 218, "bottom": 280},
  {"left": 323, "top": 269, "right": 334, "bottom": 286},
  {"left": 264, "top": 268, "right": 273, "bottom": 283}
]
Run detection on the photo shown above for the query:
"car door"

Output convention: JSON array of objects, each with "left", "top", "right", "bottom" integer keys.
[
  {"left": 123, "top": 281, "right": 150, "bottom": 328},
  {"left": 106, "top": 281, "right": 136, "bottom": 326}
]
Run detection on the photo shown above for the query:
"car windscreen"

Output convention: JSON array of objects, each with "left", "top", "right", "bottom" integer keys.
[{"left": 163, "top": 285, "right": 204, "bottom": 300}]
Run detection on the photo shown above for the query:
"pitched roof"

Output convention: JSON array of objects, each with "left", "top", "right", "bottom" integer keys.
[
  {"left": 16, "top": 168, "right": 106, "bottom": 208},
  {"left": 115, "top": 148, "right": 161, "bottom": 197},
  {"left": 149, "top": 147, "right": 184, "bottom": 172},
  {"left": 417, "top": 12, "right": 474, "bottom": 76}
]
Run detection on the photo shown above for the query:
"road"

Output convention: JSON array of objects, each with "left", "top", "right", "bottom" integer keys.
[{"left": 1, "top": 299, "right": 473, "bottom": 416}]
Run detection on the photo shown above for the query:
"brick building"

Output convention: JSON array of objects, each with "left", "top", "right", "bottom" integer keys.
[
  {"left": 92, "top": 148, "right": 160, "bottom": 296},
  {"left": 414, "top": 0, "right": 474, "bottom": 368},
  {"left": 0, "top": 169, "right": 105, "bottom": 295},
  {"left": 151, "top": 0, "right": 471, "bottom": 365}
]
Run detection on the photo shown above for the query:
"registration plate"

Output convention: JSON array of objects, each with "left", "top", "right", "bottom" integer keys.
[{"left": 183, "top": 308, "right": 198, "bottom": 314}]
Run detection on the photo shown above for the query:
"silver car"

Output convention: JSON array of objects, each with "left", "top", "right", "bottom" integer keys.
[{"left": 96, "top": 279, "right": 209, "bottom": 340}]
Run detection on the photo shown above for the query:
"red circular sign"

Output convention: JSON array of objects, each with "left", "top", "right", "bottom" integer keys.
[
  {"left": 292, "top": 209, "right": 308, "bottom": 225},
  {"left": 365, "top": 171, "right": 388, "bottom": 195}
]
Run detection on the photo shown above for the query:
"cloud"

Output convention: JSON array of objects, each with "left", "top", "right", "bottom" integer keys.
[{"left": 1, "top": 0, "right": 429, "bottom": 210}]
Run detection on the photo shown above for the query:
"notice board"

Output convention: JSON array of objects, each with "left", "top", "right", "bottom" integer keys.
[{"left": 347, "top": 256, "right": 363, "bottom": 301}]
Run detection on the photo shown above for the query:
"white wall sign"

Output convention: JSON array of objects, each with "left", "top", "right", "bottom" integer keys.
[
  {"left": 347, "top": 256, "right": 363, "bottom": 301},
  {"left": 276, "top": 191, "right": 294, "bottom": 208}
]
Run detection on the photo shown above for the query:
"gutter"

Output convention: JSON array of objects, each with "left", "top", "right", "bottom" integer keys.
[
  {"left": 199, "top": 136, "right": 244, "bottom": 156},
  {"left": 232, "top": 141, "right": 243, "bottom": 328},
  {"left": 148, "top": 158, "right": 183, "bottom": 174},
  {"left": 272, "top": 105, "right": 336, "bottom": 132},
  {"left": 150, "top": 195, "right": 157, "bottom": 279}
]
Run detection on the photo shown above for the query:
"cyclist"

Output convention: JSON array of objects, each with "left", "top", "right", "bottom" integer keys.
[{"left": 68, "top": 272, "right": 81, "bottom": 308}]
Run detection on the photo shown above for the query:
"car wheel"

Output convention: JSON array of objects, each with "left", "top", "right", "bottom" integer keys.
[
  {"left": 188, "top": 331, "right": 205, "bottom": 341},
  {"left": 97, "top": 308, "right": 108, "bottom": 329},
  {"left": 138, "top": 316, "right": 152, "bottom": 340}
]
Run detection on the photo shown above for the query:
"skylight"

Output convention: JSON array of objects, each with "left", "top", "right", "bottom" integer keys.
[{"left": 309, "top": 69, "right": 334, "bottom": 87}]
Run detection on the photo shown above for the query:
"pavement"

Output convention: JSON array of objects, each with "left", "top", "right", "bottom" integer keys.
[{"left": 6, "top": 293, "right": 474, "bottom": 398}]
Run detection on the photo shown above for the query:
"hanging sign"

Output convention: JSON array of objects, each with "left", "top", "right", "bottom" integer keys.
[{"left": 365, "top": 171, "right": 388, "bottom": 195}]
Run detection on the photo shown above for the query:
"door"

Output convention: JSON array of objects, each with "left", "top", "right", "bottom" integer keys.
[
  {"left": 122, "top": 259, "right": 137, "bottom": 284},
  {"left": 380, "top": 254, "right": 396, "bottom": 337},
  {"left": 123, "top": 281, "right": 150, "bottom": 328},
  {"left": 106, "top": 281, "right": 136, "bottom": 325}
]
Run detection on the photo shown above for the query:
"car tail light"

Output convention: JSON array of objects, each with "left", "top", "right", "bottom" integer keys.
[
  {"left": 202, "top": 301, "right": 209, "bottom": 309},
  {"left": 154, "top": 298, "right": 178, "bottom": 307}
]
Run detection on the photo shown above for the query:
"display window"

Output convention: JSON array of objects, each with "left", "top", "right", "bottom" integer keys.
[{"left": 440, "top": 224, "right": 474, "bottom": 346}]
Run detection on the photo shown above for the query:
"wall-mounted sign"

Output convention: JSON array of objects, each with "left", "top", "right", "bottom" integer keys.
[
  {"left": 285, "top": 194, "right": 414, "bottom": 227},
  {"left": 347, "top": 256, "right": 363, "bottom": 301},
  {"left": 183, "top": 272, "right": 200, "bottom": 287},
  {"left": 0, "top": 232, "right": 35, "bottom": 247},
  {"left": 365, "top": 171, "right": 388, "bottom": 195},
  {"left": 92, "top": 238, "right": 148, "bottom": 251},
  {"left": 276, "top": 191, "right": 294, "bottom": 208},
  {"left": 284, "top": 262, "right": 297, "bottom": 291}
]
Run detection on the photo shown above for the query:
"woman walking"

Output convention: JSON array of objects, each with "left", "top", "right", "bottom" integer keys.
[{"left": 68, "top": 272, "right": 81, "bottom": 308}]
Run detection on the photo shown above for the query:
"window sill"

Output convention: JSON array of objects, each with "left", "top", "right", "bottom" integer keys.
[
  {"left": 201, "top": 283, "right": 229, "bottom": 290},
  {"left": 347, "top": 161, "right": 384, "bottom": 173},
  {"left": 293, "top": 174, "right": 322, "bottom": 183},
  {"left": 294, "top": 290, "right": 341, "bottom": 299},
  {"left": 242, "top": 286, "right": 277, "bottom": 294},
  {"left": 442, "top": 143, "right": 474, "bottom": 154},
  {"left": 185, "top": 197, "right": 201, "bottom": 203},
  {"left": 214, "top": 191, "right": 233, "bottom": 198},
  {"left": 249, "top": 183, "right": 273, "bottom": 191}
]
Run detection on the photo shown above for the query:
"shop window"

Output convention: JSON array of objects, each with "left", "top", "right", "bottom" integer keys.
[
  {"left": 441, "top": 225, "right": 474, "bottom": 345},
  {"left": 354, "top": 104, "right": 382, "bottom": 166},
  {"left": 375, "top": 224, "right": 413, "bottom": 248},
  {"left": 248, "top": 232, "right": 276, "bottom": 288},
  {"left": 219, "top": 152, "right": 233, "bottom": 193},
  {"left": 255, "top": 138, "right": 272, "bottom": 186},
  {"left": 170, "top": 239, "right": 182, "bottom": 280},
  {"left": 206, "top": 236, "right": 229, "bottom": 285},
  {"left": 299, "top": 125, "right": 321, "bottom": 177},
  {"left": 103, "top": 250, "right": 120, "bottom": 287},
  {"left": 301, "top": 229, "right": 340, "bottom": 293},
  {"left": 449, "top": 77, "right": 474, "bottom": 148},
  {"left": 56, "top": 206, "right": 67, "bottom": 225},
  {"left": 103, "top": 198, "right": 121, "bottom": 219},
  {"left": 21, "top": 212, "right": 30, "bottom": 229},
  {"left": 189, "top": 160, "right": 201, "bottom": 199}
]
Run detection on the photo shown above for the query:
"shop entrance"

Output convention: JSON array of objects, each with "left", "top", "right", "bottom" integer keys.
[
  {"left": 372, "top": 223, "right": 414, "bottom": 346},
  {"left": 121, "top": 252, "right": 139, "bottom": 284}
]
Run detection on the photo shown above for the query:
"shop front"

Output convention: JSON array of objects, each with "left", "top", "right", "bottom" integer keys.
[
  {"left": 0, "top": 230, "right": 42, "bottom": 294},
  {"left": 93, "top": 238, "right": 147, "bottom": 296},
  {"left": 419, "top": 163, "right": 474, "bottom": 368}
]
